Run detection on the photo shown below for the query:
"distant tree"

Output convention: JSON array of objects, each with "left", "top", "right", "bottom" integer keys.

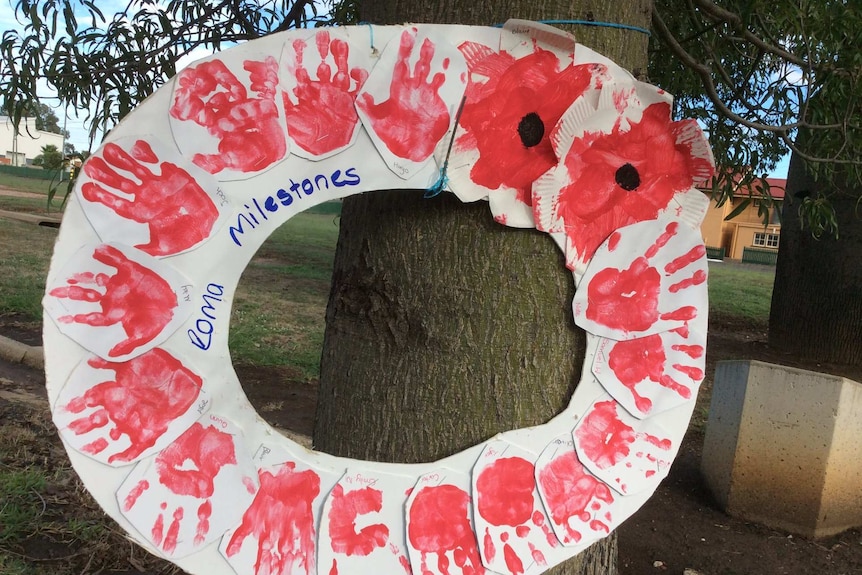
[
  {"left": 22, "top": 102, "right": 70, "bottom": 138},
  {"left": 32, "top": 144, "right": 64, "bottom": 170}
]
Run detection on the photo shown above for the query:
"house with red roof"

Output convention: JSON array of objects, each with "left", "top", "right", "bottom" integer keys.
[{"left": 699, "top": 175, "right": 786, "bottom": 263}]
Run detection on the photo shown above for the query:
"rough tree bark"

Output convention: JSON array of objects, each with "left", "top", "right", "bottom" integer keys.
[
  {"left": 314, "top": 1, "right": 652, "bottom": 573},
  {"left": 769, "top": 152, "right": 862, "bottom": 365}
]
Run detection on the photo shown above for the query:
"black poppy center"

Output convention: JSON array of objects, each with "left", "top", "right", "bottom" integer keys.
[
  {"left": 615, "top": 163, "right": 641, "bottom": 191},
  {"left": 517, "top": 112, "right": 545, "bottom": 148}
]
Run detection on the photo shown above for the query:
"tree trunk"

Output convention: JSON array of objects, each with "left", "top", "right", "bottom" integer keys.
[
  {"left": 769, "top": 152, "right": 862, "bottom": 365},
  {"left": 315, "top": 2, "right": 652, "bottom": 573}
]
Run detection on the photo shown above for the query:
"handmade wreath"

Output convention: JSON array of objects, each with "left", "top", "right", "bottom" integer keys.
[{"left": 43, "top": 20, "right": 714, "bottom": 575}]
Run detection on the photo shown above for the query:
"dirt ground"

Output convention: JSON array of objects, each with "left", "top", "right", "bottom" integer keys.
[{"left": 1, "top": 312, "right": 861, "bottom": 575}]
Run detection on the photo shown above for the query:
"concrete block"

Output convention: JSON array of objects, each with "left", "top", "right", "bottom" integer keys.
[{"left": 701, "top": 360, "right": 862, "bottom": 538}]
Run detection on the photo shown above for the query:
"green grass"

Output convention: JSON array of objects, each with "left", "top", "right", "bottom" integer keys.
[
  {"left": 0, "top": 469, "right": 47, "bottom": 543},
  {"left": 0, "top": 173, "right": 58, "bottom": 195},
  {"left": 229, "top": 212, "right": 339, "bottom": 378},
  {"left": 0, "top": 172, "right": 69, "bottom": 214},
  {"left": 0, "top": 220, "right": 55, "bottom": 325},
  {"left": 707, "top": 262, "right": 776, "bottom": 326},
  {"left": 0, "top": 403, "right": 181, "bottom": 575}
]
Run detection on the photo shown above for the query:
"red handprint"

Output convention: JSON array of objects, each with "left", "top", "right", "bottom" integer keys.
[
  {"left": 327, "top": 484, "right": 389, "bottom": 556},
  {"left": 407, "top": 484, "right": 485, "bottom": 575},
  {"left": 356, "top": 29, "right": 450, "bottom": 162},
  {"left": 81, "top": 139, "right": 219, "bottom": 256},
  {"left": 536, "top": 448, "right": 614, "bottom": 545},
  {"left": 225, "top": 462, "right": 321, "bottom": 575},
  {"left": 601, "top": 330, "right": 705, "bottom": 416},
  {"left": 49, "top": 244, "right": 177, "bottom": 358},
  {"left": 573, "top": 400, "right": 673, "bottom": 495},
  {"left": 473, "top": 448, "right": 560, "bottom": 575},
  {"left": 283, "top": 31, "right": 369, "bottom": 157},
  {"left": 121, "top": 419, "right": 257, "bottom": 557},
  {"left": 170, "top": 56, "right": 287, "bottom": 174},
  {"left": 60, "top": 348, "right": 202, "bottom": 465},
  {"left": 578, "top": 221, "right": 706, "bottom": 337},
  {"left": 322, "top": 474, "right": 413, "bottom": 575}
]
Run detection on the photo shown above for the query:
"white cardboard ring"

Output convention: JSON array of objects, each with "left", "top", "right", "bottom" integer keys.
[{"left": 44, "top": 21, "right": 713, "bottom": 575}]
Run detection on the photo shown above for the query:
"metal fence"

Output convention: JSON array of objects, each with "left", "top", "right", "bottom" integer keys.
[
  {"left": 0, "top": 164, "right": 59, "bottom": 180},
  {"left": 741, "top": 247, "right": 778, "bottom": 265}
]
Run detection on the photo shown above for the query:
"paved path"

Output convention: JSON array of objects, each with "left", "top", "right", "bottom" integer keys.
[
  {"left": 0, "top": 185, "right": 46, "bottom": 199},
  {"left": 0, "top": 209, "right": 62, "bottom": 226}
]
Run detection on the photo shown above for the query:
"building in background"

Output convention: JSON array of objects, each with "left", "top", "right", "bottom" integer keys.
[
  {"left": 700, "top": 177, "right": 786, "bottom": 264},
  {"left": 0, "top": 116, "right": 65, "bottom": 166}
]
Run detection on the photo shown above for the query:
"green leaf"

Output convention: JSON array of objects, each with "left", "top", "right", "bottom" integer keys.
[{"left": 724, "top": 198, "right": 752, "bottom": 221}]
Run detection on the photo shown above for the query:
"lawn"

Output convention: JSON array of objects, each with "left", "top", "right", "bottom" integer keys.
[
  {"left": 707, "top": 262, "right": 776, "bottom": 327},
  {"left": 0, "top": 172, "right": 69, "bottom": 213}
]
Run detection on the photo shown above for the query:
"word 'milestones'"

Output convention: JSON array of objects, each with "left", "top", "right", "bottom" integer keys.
[
  {"left": 43, "top": 19, "right": 713, "bottom": 575},
  {"left": 230, "top": 167, "right": 361, "bottom": 246}
]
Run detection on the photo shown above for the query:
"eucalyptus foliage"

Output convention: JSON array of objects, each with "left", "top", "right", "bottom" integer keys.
[
  {"left": 1, "top": 0, "right": 324, "bottom": 144},
  {"left": 1, "top": 0, "right": 859, "bottom": 233},
  {"left": 651, "top": 0, "right": 861, "bottom": 237}
]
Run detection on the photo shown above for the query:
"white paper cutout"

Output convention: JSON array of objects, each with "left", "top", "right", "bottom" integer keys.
[
  {"left": 43, "top": 242, "right": 195, "bottom": 362},
  {"left": 169, "top": 50, "right": 290, "bottom": 180},
  {"left": 535, "top": 435, "right": 619, "bottom": 547},
  {"left": 318, "top": 467, "right": 416, "bottom": 575},
  {"left": 572, "top": 218, "right": 709, "bottom": 341},
  {"left": 501, "top": 20, "right": 576, "bottom": 60},
  {"left": 116, "top": 413, "right": 259, "bottom": 558},
  {"left": 593, "top": 327, "right": 707, "bottom": 419},
  {"left": 472, "top": 441, "right": 565, "bottom": 575},
  {"left": 53, "top": 349, "right": 208, "bottom": 466},
  {"left": 75, "top": 135, "right": 230, "bottom": 257},
  {"left": 572, "top": 397, "right": 675, "bottom": 495},
  {"left": 532, "top": 81, "right": 714, "bottom": 279},
  {"left": 355, "top": 26, "right": 468, "bottom": 179},
  {"left": 280, "top": 29, "right": 372, "bottom": 160},
  {"left": 220, "top": 455, "right": 341, "bottom": 575},
  {"left": 405, "top": 468, "right": 488, "bottom": 575}
]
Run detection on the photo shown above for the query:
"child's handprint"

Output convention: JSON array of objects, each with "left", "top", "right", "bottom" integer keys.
[
  {"left": 225, "top": 462, "right": 322, "bottom": 575},
  {"left": 120, "top": 417, "right": 258, "bottom": 557},
  {"left": 473, "top": 443, "right": 561, "bottom": 575},
  {"left": 81, "top": 139, "right": 219, "bottom": 256},
  {"left": 598, "top": 329, "right": 705, "bottom": 417},
  {"left": 406, "top": 481, "right": 485, "bottom": 575},
  {"left": 536, "top": 446, "right": 615, "bottom": 546},
  {"left": 573, "top": 399, "right": 673, "bottom": 495},
  {"left": 60, "top": 349, "right": 203, "bottom": 465},
  {"left": 356, "top": 29, "right": 450, "bottom": 162},
  {"left": 574, "top": 220, "right": 708, "bottom": 339},
  {"left": 283, "top": 30, "right": 369, "bottom": 157},
  {"left": 170, "top": 56, "right": 287, "bottom": 174},
  {"left": 49, "top": 244, "right": 178, "bottom": 358},
  {"left": 327, "top": 484, "right": 389, "bottom": 556}
]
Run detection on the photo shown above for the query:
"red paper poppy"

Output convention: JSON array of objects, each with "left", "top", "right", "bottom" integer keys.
[
  {"left": 552, "top": 101, "right": 714, "bottom": 266},
  {"left": 455, "top": 42, "right": 606, "bottom": 205}
]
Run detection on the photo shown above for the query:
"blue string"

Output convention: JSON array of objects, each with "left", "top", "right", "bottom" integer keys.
[
  {"left": 425, "top": 96, "right": 467, "bottom": 199},
  {"left": 358, "top": 21, "right": 377, "bottom": 52},
  {"left": 494, "top": 19, "right": 651, "bottom": 37}
]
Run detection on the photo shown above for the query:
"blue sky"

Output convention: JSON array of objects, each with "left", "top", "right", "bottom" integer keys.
[{"left": 0, "top": 2, "right": 790, "bottom": 177}]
